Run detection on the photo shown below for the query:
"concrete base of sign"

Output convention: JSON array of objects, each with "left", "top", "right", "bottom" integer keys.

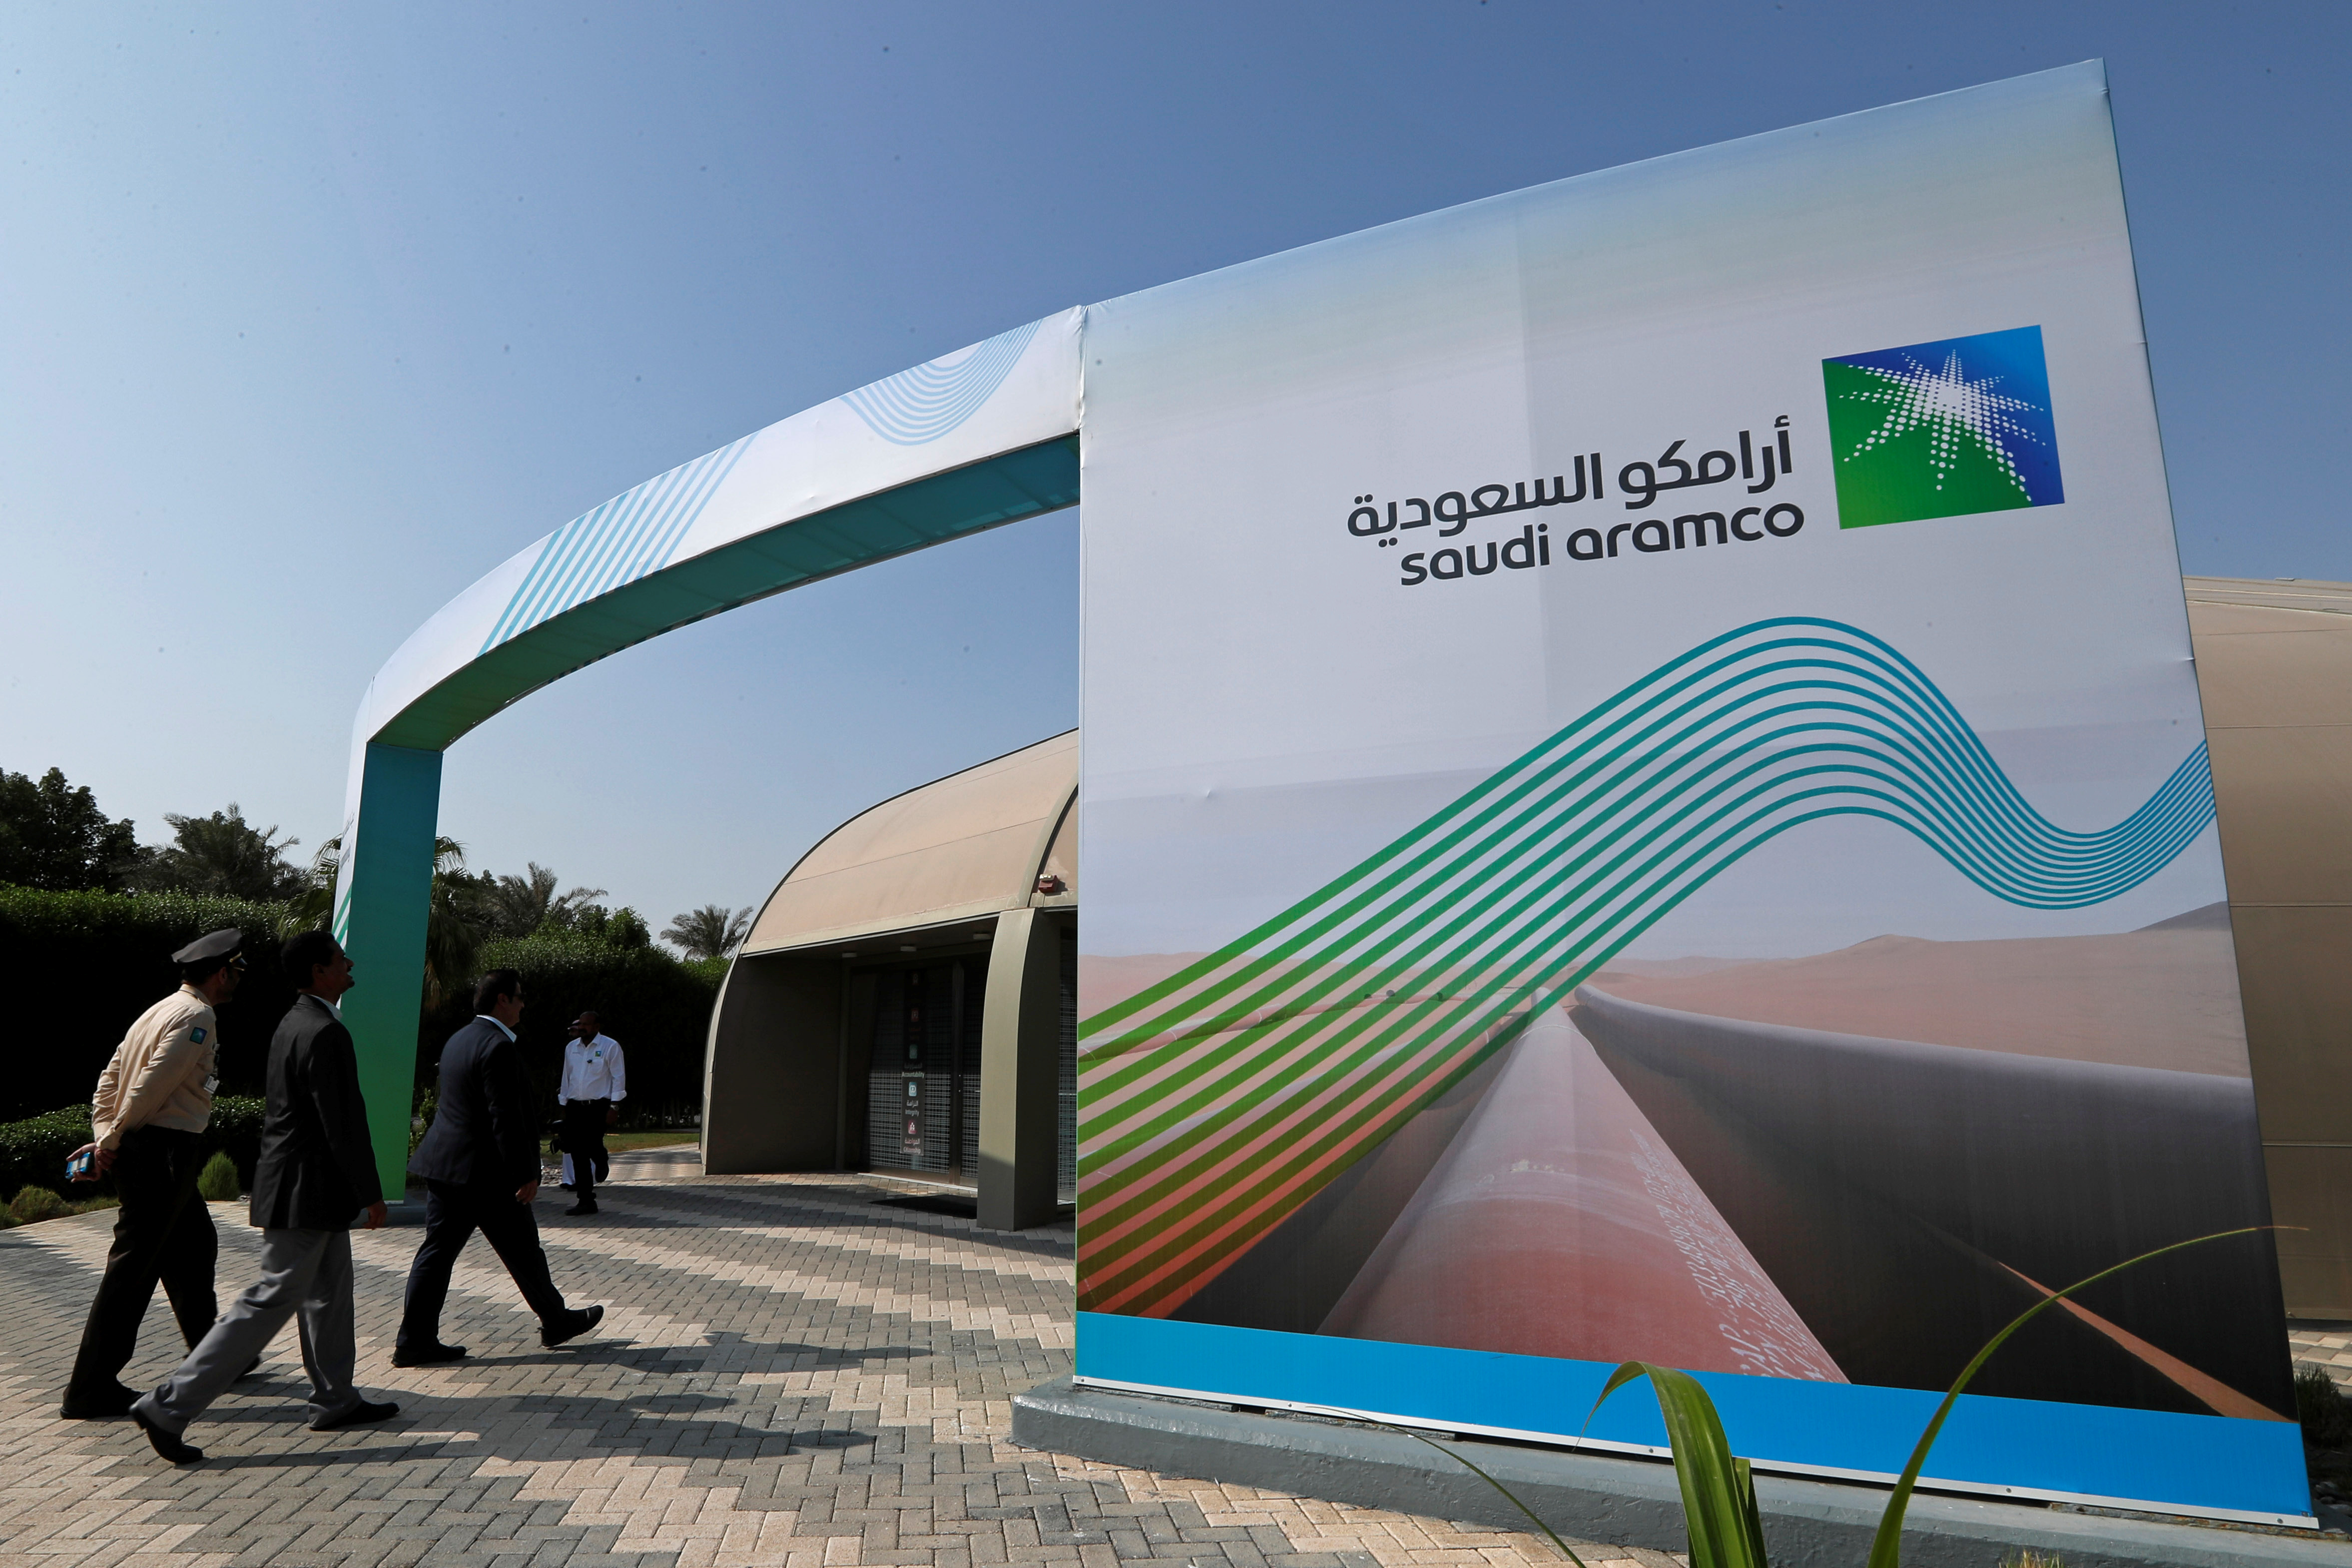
[{"left": 1010, "top": 1378, "right": 2340, "bottom": 1568}]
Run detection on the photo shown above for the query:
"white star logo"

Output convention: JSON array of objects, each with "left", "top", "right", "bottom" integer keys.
[{"left": 1835, "top": 350, "right": 2048, "bottom": 494}]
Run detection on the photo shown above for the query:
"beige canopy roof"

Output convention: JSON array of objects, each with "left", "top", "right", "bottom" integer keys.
[
  {"left": 2184, "top": 575, "right": 2352, "bottom": 1311},
  {"left": 741, "top": 730, "right": 1076, "bottom": 956}
]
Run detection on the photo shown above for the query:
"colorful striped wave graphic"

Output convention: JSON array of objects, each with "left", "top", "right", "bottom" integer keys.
[
  {"left": 482, "top": 433, "right": 754, "bottom": 655},
  {"left": 839, "top": 318, "right": 1041, "bottom": 445},
  {"left": 1075, "top": 618, "right": 2216, "bottom": 1318}
]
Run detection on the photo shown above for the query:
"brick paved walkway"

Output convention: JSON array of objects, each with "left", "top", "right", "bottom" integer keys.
[
  {"left": 0, "top": 1162, "right": 1648, "bottom": 1568},
  {"left": 2292, "top": 1324, "right": 2352, "bottom": 1395}
]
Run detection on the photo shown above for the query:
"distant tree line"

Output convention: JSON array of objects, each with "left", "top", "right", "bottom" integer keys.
[
  {"left": 0, "top": 762, "right": 755, "bottom": 963},
  {"left": 0, "top": 763, "right": 764, "bottom": 1125}
]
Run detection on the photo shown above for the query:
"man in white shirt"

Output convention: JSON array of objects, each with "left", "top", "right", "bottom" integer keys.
[{"left": 556, "top": 1012, "right": 624, "bottom": 1216}]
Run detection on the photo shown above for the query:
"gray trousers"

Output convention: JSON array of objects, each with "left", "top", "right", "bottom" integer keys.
[{"left": 133, "top": 1227, "right": 361, "bottom": 1434}]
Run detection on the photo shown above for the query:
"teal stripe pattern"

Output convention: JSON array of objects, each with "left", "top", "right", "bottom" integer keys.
[
  {"left": 840, "top": 318, "right": 1042, "bottom": 445},
  {"left": 481, "top": 433, "right": 755, "bottom": 655},
  {"left": 1075, "top": 617, "right": 2216, "bottom": 1319}
]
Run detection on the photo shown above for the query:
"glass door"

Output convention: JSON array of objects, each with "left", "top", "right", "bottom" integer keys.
[{"left": 866, "top": 959, "right": 985, "bottom": 1185}]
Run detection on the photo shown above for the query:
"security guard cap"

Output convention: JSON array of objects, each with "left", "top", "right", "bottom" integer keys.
[{"left": 171, "top": 928, "right": 245, "bottom": 967}]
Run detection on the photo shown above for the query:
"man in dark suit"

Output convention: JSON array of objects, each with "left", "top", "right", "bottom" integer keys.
[
  {"left": 395, "top": 968, "right": 604, "bottom": 1366},
  {"left": 129, "top": 930, "right": 397, "bottom": 1464}
]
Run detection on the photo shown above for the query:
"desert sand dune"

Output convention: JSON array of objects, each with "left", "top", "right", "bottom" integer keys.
[
  {"left": 1590, "top": 925, "right": 2247, "bottom": 1077},
  {"left": 1077, "top": 952, "right": 1209, "bottom": 1015}
]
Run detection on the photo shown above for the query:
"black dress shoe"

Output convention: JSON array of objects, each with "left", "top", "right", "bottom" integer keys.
[
  {"left": 564, "top": 1201, "right": 598, "bottom": 1216},
  {"left": 391, "top": 1342, "right": 467, "bottom": 1367},
  {"left": 132, "top": 1406, "right": 203, "bottom": 1464},
  {"left": 541, "top": 1303, "right": 605, "bottom": 1348},
  {"left": 59, "top": 1383, "right": 139, "bottom": 1420},
  {"left": 310, "top": 1398, "right": 399, "bottom": 1432}
]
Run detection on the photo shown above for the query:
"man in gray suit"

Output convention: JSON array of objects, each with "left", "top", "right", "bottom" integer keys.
[{"left": 130, "top": 930, "right": 396, "bottom": 1463}]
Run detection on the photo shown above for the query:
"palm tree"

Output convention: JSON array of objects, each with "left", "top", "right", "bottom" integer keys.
[
  {"left": 278, "top": 838, "right": 343, "bottom": 936},
  {"left": 421, "top": 840, "right": 489, "bottom": 1007},
  {"left": 281, "top": 836, "right": 487, "bottom": 1007},
  {"left": 122, "top": 804, "right": 306, "bottom": 901},
  {"left": 480, "top": 862, "right": 606, "bottom": 938},
  {"left": 663, "top": 904, "right": 752, "bottom": 962}
]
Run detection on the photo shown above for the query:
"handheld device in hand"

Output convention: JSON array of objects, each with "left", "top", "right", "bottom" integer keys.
[{"left": 64, "top": 1148, "right": 95, "bottom": 1182}]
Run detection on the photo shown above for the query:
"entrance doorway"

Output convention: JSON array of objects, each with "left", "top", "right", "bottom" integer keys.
[
  {"left": 866, "top": 959, "right": 986, "bottom": 1185},
  {"left": 1056, "top": 925, "right": 1076, "bottom": 1203}
]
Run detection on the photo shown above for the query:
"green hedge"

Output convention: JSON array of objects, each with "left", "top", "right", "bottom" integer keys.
[
  {"left": 417, "top": 933, "right": 718, "bottom": 1123},
  {"left": 3, "top": 882, "right": 721, "bottom": 1133},
  {"left": 0, "top": 1094, "right": 266, "bottom": 1201},
  {"left": 0, "top": 1106, "right": 93, "bottom": 1200},
  {"left": 0, "top": 885, "right": 300, "bottom": 1121}
]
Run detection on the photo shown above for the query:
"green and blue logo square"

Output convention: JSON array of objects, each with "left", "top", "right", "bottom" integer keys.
[{"left": 1822, "top": 325, "right": 2064, "bottom": 529}]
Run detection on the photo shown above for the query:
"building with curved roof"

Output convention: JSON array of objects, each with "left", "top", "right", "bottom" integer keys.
[
  {"left": 702, "top": 732, "right": 1076, "bottom": 1229},
  {"left": 2186, "top": 576, "right": 2352, "bottom": 1315}
]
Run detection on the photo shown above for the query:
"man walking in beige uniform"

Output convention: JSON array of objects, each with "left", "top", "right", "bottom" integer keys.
[
  {"left": 131, "top": 929, "right": 396, "bottom": 1463},
  {"left": 59, "top": 929, "right": 246, "bottom": 1419}
]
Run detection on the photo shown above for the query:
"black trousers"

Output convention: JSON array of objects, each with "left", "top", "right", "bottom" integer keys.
[
  {"left": 561, "top": 1098, "right": 609, "bottom": 1204},
  {"left": 66, "top": 1126, "right": 218, "bottom": 1400},
  {"left": 396, "top": 1177, "right": 568, "bottom": 1350}
]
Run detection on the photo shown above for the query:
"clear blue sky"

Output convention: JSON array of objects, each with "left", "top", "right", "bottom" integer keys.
[{"left": 1, "top": 1, "right": 2342, "bottom": 933}]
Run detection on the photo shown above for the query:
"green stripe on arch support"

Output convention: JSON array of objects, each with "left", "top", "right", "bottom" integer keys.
[
  {"left": 336, "top": 740, "right": 444, "bottom": 1201},
  {"left": 1074, "top": 617, "right": 2217, "bottom": 1321}
]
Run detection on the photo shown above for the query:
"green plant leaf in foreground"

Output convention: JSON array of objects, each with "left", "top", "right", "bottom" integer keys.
[
  {"left": 1358, "top": 1363, "right": 1769, "bottom": 1568},
  {"left": 1312, "top": 1228, "right": 2270, "bottom": 1568},
  {"left": 1591, "top": 1364, "right": 1771, "bottom": 1568},
  {"left": 1863, "top": 1227, "right": 2270, "bottom": 1568},
  {"left": 1380, "top": 1425, "right": 1594, "bottom": 1568}
]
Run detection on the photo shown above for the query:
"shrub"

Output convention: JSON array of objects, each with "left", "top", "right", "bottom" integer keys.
[
  {"left": 2299, "top": 1363, "right": 2352, "bottom": 1449},
  {"left": 203, "top": 1094, "right": 266, "bottom": 1191},
  {"left": 0, "top": 1094, "right": 265, "bottom": 1202},
  {"left": 10, "top": 1184, "right": 69, "bottom": 1224},
  {"left": 197, "top": 1150, "right": 241, "bottom": 1201},
  {"left": 0, "top": 1105, "right": 94, "bottom": 1200}
]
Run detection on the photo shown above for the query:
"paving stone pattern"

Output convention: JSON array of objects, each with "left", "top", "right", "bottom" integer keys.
[
  {"left": 0, "top": 1160, "right": 1658, "bottom": 1568},
  {"left": 2291, "top": 1326, "right": 2352, "bottom": 1396}
]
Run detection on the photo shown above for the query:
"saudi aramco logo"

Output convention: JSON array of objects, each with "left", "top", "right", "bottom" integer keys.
[{"left": 1821, "top": 325, "right": 2065, "bottom": 529}]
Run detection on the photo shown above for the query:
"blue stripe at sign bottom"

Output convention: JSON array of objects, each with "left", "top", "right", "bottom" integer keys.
[{"left": 1075, "top": 1314, "right": 2311, "bottom": 1525}]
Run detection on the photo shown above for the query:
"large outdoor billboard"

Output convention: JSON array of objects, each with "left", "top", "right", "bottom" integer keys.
[{"left": 1074, "top": 63, "right": 2304, "bottom": 1523}]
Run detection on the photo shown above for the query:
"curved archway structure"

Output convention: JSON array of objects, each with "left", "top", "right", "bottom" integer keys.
[{"left": 333, "top": 310, "right": 1083, "bottom": 1196}]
